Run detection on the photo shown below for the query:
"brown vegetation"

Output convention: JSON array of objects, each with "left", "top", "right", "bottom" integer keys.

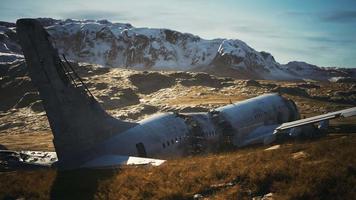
[{"left": 0, "top": 133, "right": 355, "bottom": 199}]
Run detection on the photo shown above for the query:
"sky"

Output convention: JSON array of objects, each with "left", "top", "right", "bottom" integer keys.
[{"left": 1, "top": 0, "right": 356, "bottom": 68}]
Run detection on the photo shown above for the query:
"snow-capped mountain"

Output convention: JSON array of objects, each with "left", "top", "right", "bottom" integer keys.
[
  {"left": 0, "top": 18, "right": 355, "bottom": 80},
  {"left": 282, "top": 61, "right": 356, "bottom": 80}
]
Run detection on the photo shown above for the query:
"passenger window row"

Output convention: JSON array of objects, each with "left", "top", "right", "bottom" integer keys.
[
  {"left": 254, "top": 112, "right": 264, "bottom": 119},
  {"left": 162, "top": 136, "right": 183, "bottom": 149},
  {"left": 162, "top": 131, "right": 217, "bottom": 149},
  {"left": 206, "top": 131, "right": 216, "bottom": 137}
]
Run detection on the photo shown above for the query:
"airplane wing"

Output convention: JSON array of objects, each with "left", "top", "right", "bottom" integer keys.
[
  {"left": 276, "top": 107, "right": 356, "bottom": 132},
  {"left": 239, "top": 107, "right": 356, "bottom": 147}
]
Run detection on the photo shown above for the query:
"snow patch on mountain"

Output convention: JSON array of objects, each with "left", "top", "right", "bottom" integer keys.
[
  {"left": 281, "top": 61, "right": 356, "bottom": 81},
  {"left": 0, "top": 18, "right": 355, "bottom": 81},
  {"left": 0, "top": 24, "right": 23, "bottom": 64},
  {"left": 42, "top": 19, "right": 298, "bottom": 79}
]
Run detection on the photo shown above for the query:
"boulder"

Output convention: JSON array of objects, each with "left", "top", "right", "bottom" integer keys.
[
  {"left": 30, "top": 100, "right": 44, "bottom": 112},
  {"left": 297, "top": 83, "right": 320, "bottom": 89},
  {"left": 180, "top": 72, "right": 222, "bottom": 88},
  {"left": 271, "top": 86, "right": 309, "bottom": 97},
  {"left": 245, "top": 79, "right": 261, "bottom": 87},
  {"left": 129, "top": 72, "right": 176, "bottom": 94},
  {"left": 99, "top": 88, "right": 140, "bottom": 110}
]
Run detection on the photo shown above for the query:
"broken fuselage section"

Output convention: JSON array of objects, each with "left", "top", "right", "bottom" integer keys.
[{"left": 93, "top": 93, "right": 300, "bottom": 161}]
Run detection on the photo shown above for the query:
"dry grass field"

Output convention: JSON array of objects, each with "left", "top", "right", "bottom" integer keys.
[{"left": 0, "top": 131, "right": 355, "bottom": 199}]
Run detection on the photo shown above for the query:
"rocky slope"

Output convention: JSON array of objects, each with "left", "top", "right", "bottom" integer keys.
[{"left": 0, "top": 18, "right": 355, "bottom": 80}]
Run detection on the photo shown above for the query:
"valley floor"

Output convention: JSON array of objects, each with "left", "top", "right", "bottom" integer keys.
[{"left": 0, "top": 63, "right": 355, "bottom": 199}]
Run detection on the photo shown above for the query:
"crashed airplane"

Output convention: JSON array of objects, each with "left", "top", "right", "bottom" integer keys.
[{"left": 7, "top": 19, "right": 356, "bottom": 170}]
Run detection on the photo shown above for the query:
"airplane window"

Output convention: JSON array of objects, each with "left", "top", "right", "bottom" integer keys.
[
  {"left": 167, "top": 141, "right": 170, "bottom": 146},
  {"left": 162, "top": 143, "right": 166, "bottom": 148}
]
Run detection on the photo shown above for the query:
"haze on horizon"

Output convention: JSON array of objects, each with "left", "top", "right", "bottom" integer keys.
[{"left": 1, "top": 0, "right": 356, "bottom": 68}]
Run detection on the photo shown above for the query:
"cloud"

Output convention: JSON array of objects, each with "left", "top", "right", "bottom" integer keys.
[
  {"left": 233, "top": 23, "right": 346, "bottom": 44},
  {"left": 320, "top": 10, "right": 356, "bottom": 23},
  {"left": 233, "top": 24, "right": 286, "bottom": 39},
  {"left": 282, "top": 11, "right": 311, "bottom": 17},
  {"left": 58, "top": 10, "right": 137, "bottom": 22},
  {"left": 303, "top": 36, "right": 355, "bottom": 44},
  {"left": 282, "top": 10, "right": 356, "bottom": 23}
]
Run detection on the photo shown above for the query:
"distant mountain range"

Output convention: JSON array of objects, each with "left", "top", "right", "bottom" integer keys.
[{"left": 1, "top": 18, "right": 355, "bottom": 80}]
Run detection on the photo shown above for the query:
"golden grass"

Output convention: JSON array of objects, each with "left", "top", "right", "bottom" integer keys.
[
  {"left": 0, "top": 131, "right": 54, "bottom": 151},
  {"left": 0, "top": 133, "right": 355, "bottom": 200}
]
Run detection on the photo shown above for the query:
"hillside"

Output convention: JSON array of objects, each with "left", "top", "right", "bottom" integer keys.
[{"left": 1, "top": 18, "right": 355, "bottom": 80}]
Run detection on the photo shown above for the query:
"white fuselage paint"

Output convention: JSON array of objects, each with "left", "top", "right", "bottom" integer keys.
[{"left": 97, "top": 93, "right": 299, "bottom": 159}]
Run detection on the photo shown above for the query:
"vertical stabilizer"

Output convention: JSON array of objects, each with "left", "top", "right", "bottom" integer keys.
[{"left": 16, "top": 19, "right": 137, "bottom": 169}]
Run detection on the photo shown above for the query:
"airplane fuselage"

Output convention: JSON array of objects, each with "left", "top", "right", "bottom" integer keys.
[{"left": 98, "top": 93, "right": 300, "bottom": 159}]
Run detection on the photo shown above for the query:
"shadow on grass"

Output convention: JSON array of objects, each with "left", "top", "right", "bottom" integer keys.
[
  {"left": 329, "top": 124, "right": 356, "bottom": 134},
  {"left": 50, "top": 169, "right": 118, "bottom": 200}
]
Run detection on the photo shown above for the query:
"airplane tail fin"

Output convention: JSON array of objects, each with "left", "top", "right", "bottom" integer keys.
[{"left": 16, "top": 19, "right": 137, "bottom": 169}]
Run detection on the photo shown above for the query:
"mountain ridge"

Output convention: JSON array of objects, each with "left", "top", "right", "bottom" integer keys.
[{"left": 0, "top": 18, "right": 355, "bottom": 80}]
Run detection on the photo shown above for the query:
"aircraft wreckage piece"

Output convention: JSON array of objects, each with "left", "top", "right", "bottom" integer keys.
[
  {"left": 0, "top": 150, "right": 165, "bottom": 171},
  {"left": 15, "top": 18, "right": 356, "bottom": 170},
  {"left": 0, "top": 150, "right": 57, "bottom": 171}
]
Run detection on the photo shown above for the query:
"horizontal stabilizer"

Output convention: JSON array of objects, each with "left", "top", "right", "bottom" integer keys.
[{"left": 81, "top": 155, "right": 166, "bottom": 168}]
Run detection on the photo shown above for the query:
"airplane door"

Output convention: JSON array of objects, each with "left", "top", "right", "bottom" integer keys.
[{"left": 136, "top": 142, "right": 147, "bottom": 157}]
